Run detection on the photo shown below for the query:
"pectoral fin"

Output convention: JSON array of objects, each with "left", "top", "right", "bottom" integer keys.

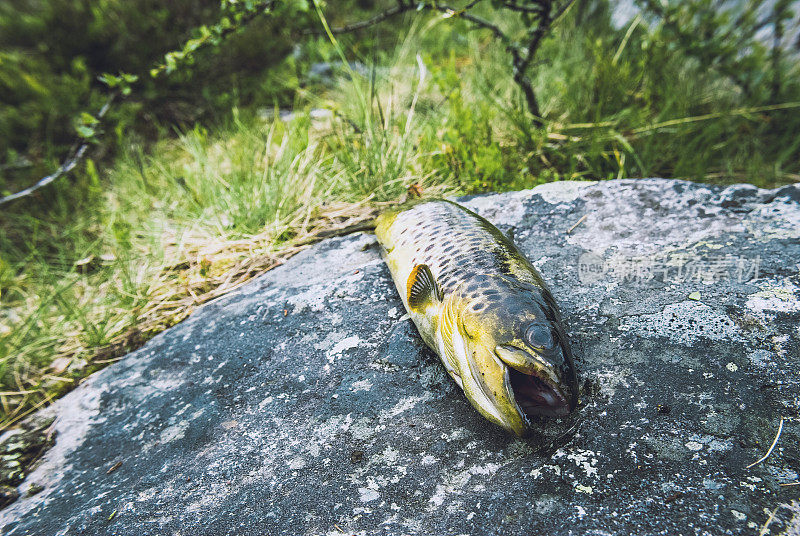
[{"left": 407, "top": 264, "right": 442, "bottom": 312}]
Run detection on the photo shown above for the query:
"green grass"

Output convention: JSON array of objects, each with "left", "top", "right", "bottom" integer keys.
[{"left": 1, "top": 3, "right": 799, "bottom": 427}]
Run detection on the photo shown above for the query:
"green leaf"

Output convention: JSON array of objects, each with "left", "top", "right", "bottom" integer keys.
[
  {"left": 98, "top": 73, "right": 118, "bottom": 87},
  {"left": 80, "top": 112, "right": 99, "bottom": 126},
  {"left": 688, "top": 291, "right": 701, "bottom": 301},
  {"left": 76, "top": 125, "right": 96, "bottom": 139}
]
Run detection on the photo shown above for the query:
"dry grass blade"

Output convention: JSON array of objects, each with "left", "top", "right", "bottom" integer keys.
[
  {"left": 747, "top": 417, "right": 784, "bottom": 469},
  {"left": 566, "top": 214, "right": 587, "bottom": 234}
]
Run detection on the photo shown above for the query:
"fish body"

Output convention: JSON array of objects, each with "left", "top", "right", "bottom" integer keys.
[{"left": 375, "top": 200, "right": 578, "bottom": 437}]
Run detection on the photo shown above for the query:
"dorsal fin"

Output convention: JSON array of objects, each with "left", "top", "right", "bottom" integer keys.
[{"left": 406, "top": 264, "right": 442, "bottom": 312}]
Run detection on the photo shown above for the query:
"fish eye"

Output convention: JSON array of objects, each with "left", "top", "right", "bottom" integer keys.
[{"left": 526, "top": 323, "right": 554, "bottom": 350}]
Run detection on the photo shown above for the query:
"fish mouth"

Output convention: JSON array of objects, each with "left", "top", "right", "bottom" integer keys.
[
  {"left": 507, "top": 368, "right": 570, "bottom": 419},
  {"left": 495, "top": 343, "right": 577, "bottom": 421}
]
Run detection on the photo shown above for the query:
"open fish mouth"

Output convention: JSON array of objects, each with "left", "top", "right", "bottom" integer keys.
[{"left": 507, "top": 368, "right": 570, "bottom": 419}]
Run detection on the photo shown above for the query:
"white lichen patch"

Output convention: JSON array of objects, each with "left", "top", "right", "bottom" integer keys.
[
  {"left": 532, "top": 256, "right": 552, "bottom": 272},
  {"left": 380, "top": 446, "right": 400, "bottom": 464},
  {"left": 745, "top": 199, "right": 800, "bottom": 241},
  {"left": 617, "top": 301, "right": 741, "bottom": 345},
  {"left": 470, "top": 463, "right": 502, "bottom": 476},
  {"left": 286, "top": 286, "right": 331, "bottom": 314},
  {"left": 350, "top": 416, "right": 385, "bottom": 441},
  {"left": 748, "top": 349, "right": 773, "bottom": 368},
  {"left": 745, "top": 281, "right": 800, "bottom": 319},
  {"left": 459, "top": 189, "right": 535, "bottom": 227},
  {"left": 358, "top": 483, "right": 380, "bottom": 503},
  {"left": 554, "top": 448, "right": 600, "bottom": 479},
  {"left": 533, "top": 180, "right": 598, "bottom": 205},
  {"left": 0, "top": 381, "right": 107, "bottom": 520},
  {"left": 691, "top": 240, "right": 725, "bottom": 250},
  {"left": 350, "top": 379, "right": 373, "bottom": 392},
  {"left": 380, "top": 394, "right": 432, "bottom": 420},
  {"left": 424, "top": 459, "right": 509, "bottom": 512},
  {"left": 441, "top": 429, "right": 470, "bottom": 442},
  {"left": 288, "top": 457, "right": 307, "bottom": 470},
  {"left": 684, "top": 434, "right": 733, "bottom": 454},
  {"left": 564, "top": 181, "right": 748, "bottom": 256},
  {"left": 739, "top": 480, "right": 757, "bottom": 491},
  {"left": 731, "top": 509, "right": 746, "bottom": 521},
  {"left": 314, "top": 333, "right": 363, "bottom": 363},
  {"left": 591, "top": 368, "right": 632, "bottom": 401},
  {"left": 160, "top": 420, "right": 190, "bottom": 443},
  {"left": 529, "top": 464, "right": 561, "bottom": 479},
  {"left": 428, "top": 484, "right": 447, "bottom": 507}
]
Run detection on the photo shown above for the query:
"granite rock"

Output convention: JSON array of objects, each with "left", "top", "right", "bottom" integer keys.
[{"left": 2, "top": 178, "right": 799, "bottom": 535}]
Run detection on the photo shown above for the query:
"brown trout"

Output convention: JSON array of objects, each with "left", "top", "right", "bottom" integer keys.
[{"left": 375, "top": 200, "right": 578, "bottom": 437}]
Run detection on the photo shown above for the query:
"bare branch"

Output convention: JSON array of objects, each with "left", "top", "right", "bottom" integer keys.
[
  {"left": 442, "top": 7, "right": 514, "bottom": 48},
  {"left": 302, "top": 3, "right": 415, "bottom": 35},
  {"left": 0, "top": 94, "right": 117, "bottom": 207}
]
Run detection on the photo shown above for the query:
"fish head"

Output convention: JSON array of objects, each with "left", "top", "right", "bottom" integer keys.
[{"left": 453, "top": 276, "right": 578, "bottom": 436}]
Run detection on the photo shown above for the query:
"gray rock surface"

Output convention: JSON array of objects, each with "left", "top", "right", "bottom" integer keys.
[{"left": 2, "top": 178, "right": 799, "bottom": 535}]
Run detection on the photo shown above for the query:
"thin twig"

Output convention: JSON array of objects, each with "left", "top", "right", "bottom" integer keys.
[
  {"left": 0, "top": 94, "right": 117, "bottom": 207},
  {"left": 566, "top": 214, "right": 587, "bottom": 234},
  {"left": 106, "top": 461, "right": 123, "bottom": 474},
  {"left": 448, "top": 8, "right": 514, "bottom": 47},
  {"left": 747, "top": 417, "right": 784, "bottom": 469}
]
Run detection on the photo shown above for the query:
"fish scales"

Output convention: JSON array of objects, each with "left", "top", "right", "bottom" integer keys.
[
  {"left": 385, "top": 202, "right": 543, "bottom": 293},
  {"left": 376, "top": 200, "right": 578, "bottom": 437}
]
